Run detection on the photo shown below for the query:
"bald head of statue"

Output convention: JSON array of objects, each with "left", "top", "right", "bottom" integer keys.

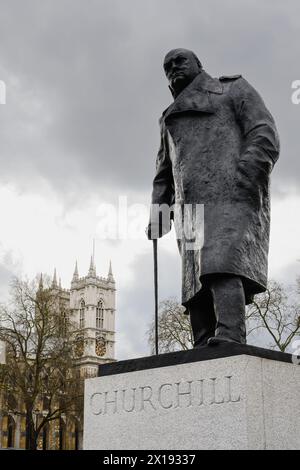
[{"left": 163, "top": 48, "right": 203, "bottom": 97}]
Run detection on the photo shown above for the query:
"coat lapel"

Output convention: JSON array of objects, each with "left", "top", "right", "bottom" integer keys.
[{"left": 162, "top": 71, "right": 223, "bottom": 121}]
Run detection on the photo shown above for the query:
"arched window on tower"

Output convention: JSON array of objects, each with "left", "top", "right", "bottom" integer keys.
[
  {"left": 79, "top": 300, "right": 85, "bottom": 329},
  {"left": 96, "top": 300, "right": 104, "bottom": 329},
  {"left": 60, "top": 309, "right": 69, "bottom": 336}
]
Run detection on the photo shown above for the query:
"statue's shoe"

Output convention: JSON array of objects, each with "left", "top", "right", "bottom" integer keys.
[{"left": 207, "top": 336, "right": 241, "bottom": 346}]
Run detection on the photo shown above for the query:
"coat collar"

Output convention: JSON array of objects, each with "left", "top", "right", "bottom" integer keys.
[
  {"left": 162, "top": 70, "right": 223, "bottom": 120},
  {"left": 193, "top": 70, "right": 223, "bottom": 94}
]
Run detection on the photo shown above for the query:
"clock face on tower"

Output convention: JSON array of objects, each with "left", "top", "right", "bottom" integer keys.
[{"left": 95, "top": 336, "right": 106, "bottom": 357}]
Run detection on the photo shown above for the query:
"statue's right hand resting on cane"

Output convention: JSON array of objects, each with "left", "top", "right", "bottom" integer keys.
[{"left": 145, "top": 218, "right": 173, "bottom": 240}]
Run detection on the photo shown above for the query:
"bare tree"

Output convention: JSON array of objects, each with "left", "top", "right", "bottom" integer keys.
[
  {"left": 147, "top": 297, "right": 193, "bottom": 353},
  {"left": 148, "top": 278, "right": 300, "bottom": 354},
  {"left": 0, "top": 276, "right": 83, "bottom": 450},
  {"left": 246, "top": 279, "right": 300, "bottom": 352}
]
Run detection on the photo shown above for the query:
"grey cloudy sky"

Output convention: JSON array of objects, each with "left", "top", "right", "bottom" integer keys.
[{"left": 0, "top": 0, "right": 299, "bottom": 358}]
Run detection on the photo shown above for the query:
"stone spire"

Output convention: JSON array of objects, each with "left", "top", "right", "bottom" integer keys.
[
  {"left": 88, "top": 255, "right": 96, "bottom": 277},
  {"left": 72, "top": 260, "right": 79, "bottom": 282},
  {"left": 38, "top": 273, "right": 43, "bottom": 291},
  {"left": 59, "top": 277, "right": 62, "bottom": 289},
  {"left": 52, "top": 268, "right": 58, "bottom": 288},
  {"left": 107, "top": 260, "right": 114, "bottom": 282}
]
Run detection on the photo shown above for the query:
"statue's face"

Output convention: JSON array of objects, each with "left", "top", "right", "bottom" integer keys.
[{"left": 164, "top": 49, "right": 201, "bottom": 95}]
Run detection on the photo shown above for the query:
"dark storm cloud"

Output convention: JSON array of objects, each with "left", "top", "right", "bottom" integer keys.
[{"left": 0, "top": 0, "right": 299, "bottom": 202}]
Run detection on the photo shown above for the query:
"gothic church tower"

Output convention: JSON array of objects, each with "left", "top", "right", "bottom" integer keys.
[{"left": 68, "top": 257, "right": 116, "bottom": 377}]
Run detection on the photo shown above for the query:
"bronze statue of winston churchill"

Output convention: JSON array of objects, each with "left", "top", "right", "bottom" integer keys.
[{"left": 147, "top": 48, "right": 280, "bottom": 347}]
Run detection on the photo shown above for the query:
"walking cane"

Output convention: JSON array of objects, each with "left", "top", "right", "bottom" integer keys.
[{"left": 153, "top": 239, "right": 159, "bottom": 355}]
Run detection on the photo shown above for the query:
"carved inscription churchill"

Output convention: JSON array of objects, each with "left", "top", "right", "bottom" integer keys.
[{"left": 89, "top": 375, "right": 240, "bottom": 416}]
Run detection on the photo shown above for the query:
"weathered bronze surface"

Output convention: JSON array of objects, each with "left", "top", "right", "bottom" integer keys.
[{"left": 147, "top": 49, "right": 280, "bottom": 346}]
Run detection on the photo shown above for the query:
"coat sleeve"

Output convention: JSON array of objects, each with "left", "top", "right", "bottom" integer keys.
[
  {"left": 147, "top": 121, "right": 175, "bottom": 239},
  {"left": 230, "top": 77, "right": 280, "bottom": 173}
]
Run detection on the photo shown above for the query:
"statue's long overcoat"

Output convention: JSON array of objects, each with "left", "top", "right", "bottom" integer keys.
[{"left": 150, "top": 71, "right": 280, "bottom": 307}]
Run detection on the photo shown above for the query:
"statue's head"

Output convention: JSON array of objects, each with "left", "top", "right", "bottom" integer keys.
[{"left": 163, "top": 48, "right": 202, "bottom": 97}]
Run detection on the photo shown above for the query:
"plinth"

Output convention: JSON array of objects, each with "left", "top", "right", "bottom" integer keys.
[{"left": 83, "top": 344, "right": 300, "bottom": 450}]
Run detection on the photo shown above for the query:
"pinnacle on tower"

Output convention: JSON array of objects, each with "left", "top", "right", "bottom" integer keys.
[
  {"left": 108, "top": 260, "right": 114, "bottom": 282},
  {"left": 72, "top": 260, "right": 79, "bottom": 282},
  {"left": 88, "top": 255, "right": 96, "bottom": 277},
  {"left": 52, "top": 268, "right": 58, "bottom": 288},
  {"left": 38, "top": 273, "right": 43, "bottom": 290},
  {"left": 59, "top": 277, "right": 62, "bottom": 289}
]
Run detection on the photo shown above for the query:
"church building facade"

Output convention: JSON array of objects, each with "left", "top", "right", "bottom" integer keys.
[{"left": 0, "top": 257, "right": 116, "bottom": 450}]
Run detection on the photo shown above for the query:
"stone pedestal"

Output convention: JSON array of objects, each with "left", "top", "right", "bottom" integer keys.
[{"left": 83, "top": 344, "right": 300, "bottom": 450}]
